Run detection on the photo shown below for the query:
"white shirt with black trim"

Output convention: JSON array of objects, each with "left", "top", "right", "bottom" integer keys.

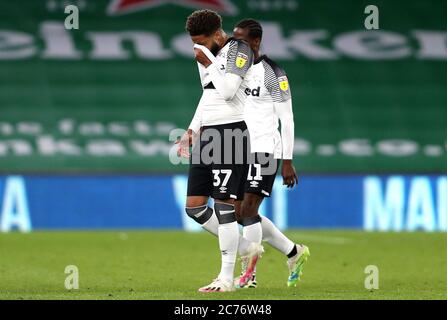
[
  {"left": 243, "top": 55, "right": 295, "bottom": 159},
  {"left": 189, "top": 38, "right": 254, "bottom": 131}
]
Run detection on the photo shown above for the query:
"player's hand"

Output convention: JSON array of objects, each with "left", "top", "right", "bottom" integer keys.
[
  {"left": 194, "top": 48, "right": 212, "bottom": 67},
  {"left": 175, "top": 129, "right": 194, "bottom": 158},
  {"left": 282, "top": 160, "right": 298, "bottom": 188}
]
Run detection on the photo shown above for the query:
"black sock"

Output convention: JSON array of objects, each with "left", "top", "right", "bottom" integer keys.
[{"left": 287, "top": 245, "right": 298, "bottom": 258}]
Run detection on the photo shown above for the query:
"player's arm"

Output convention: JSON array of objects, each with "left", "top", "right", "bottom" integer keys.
[
  {"left": 268, "top": 67, "right": 297, "bottom": 188},
  {"left": 176, "top": 108, "right": 201, "bottom": 158},
  {"left": 194, "top": 41, "right": 253, "bottom": 101},
  {"left": 274, "top": 98, "right": 297, "bottom": 188},
  {"left": 180, "top": 96, "right": 205, "bottom": 157},
  {"left": 188, "top": 102, "right": 202, "bottom": 135},
  {"left": 176, "top": 75, "right": 203, "bottom": 158},
  {"left": 207, "top": 66, "right": 242, "bottom": 101},
  {"left": 274, "top": 98, "right": 294, "bottom": 160}
]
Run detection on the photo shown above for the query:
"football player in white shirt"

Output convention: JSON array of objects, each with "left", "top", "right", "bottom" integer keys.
[
  {"left": 178, "top": 16, "right": 310, "bottom": 290},
  {"left": 232, "top": 19, "right": 310, "bottom": 289},
  {"left": 179, "top": 10, "right": 263, "bottom": 293}
]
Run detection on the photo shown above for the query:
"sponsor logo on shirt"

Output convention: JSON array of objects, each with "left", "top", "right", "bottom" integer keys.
[
  {"left": 278, "top": 76, "right": 289, "bottom": 91},
  {"left": 245, "top": 86, "right": 260, "bottom": 97},
  {"left": 236, "top": 52, "right": 248, "bottom": 68}
]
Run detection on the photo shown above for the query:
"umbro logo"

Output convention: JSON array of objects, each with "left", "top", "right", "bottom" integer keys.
[
  {"left": 250, "top": 181, "right": 259, "bottom": 188},
  {"left": 220, "top": 186, "right": 227, "bottom": 193}
]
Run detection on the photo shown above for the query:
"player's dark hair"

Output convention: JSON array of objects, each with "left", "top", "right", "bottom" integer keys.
[
  {"left": 185, "top": 9, "right": 222, "bottom": 36},
  {"left": 235, "top": 18, "right": 263, "bottom": 40}
]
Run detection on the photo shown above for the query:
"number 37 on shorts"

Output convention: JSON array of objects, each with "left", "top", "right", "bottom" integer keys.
[
  {"left": 212, "top": 169, "right": 232, "bottom": 192},
  {"left": 211, "top": 166, "right": 247, "bottom": 200}
]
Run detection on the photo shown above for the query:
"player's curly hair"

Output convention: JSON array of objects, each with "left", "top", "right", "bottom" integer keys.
[
  {"left": 185, "top": 9, "right": 222, "bottom": 36},
  {"left": 235, "top": 18, "right": 263, "bottom": 40}
]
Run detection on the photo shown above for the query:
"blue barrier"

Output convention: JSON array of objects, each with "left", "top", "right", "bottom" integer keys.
[{"left": 0, "top": 175, "right": 446, "bottom": 232}]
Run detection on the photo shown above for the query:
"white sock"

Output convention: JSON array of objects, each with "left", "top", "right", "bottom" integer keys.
[
  {"left": 201, "top": 212, "right": 253, "bottom": 256},
  {"left": 242, "top": 222, "right": 262, "bottom": 273},
  {"left": 261, "top": 216, "right": 295, "bottom": 256},
  {"left": 237, "top": 234, "right": 252, "bottom": 256},
  {"left": 243, "top": 222, "right": 262, "bottom": 244},
  {"left": 217, "top": 221, "right": 239, "bottom": 282},
  {"left": 201, "top": 212, "right": 219, "bottom": 236}
]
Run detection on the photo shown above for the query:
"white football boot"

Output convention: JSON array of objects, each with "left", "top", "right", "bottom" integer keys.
[{"left": 198, "top": 278, "right": 235, "bottom": 293}]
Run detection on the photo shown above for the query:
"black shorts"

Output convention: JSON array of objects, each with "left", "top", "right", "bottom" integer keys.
[
  {"left": 245, "top": 153, "right": 280, "bottom": 197},
  {"left": 187, "top": 121, "right": 249, "bottom": 200}
]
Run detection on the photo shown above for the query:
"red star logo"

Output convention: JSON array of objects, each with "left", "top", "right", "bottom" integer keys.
[{"left": 107, "top": 0, "right": 238, "bottom": 16}]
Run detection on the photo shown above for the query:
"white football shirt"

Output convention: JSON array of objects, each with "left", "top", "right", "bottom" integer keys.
[
  {"left": 189, "top": 38, "right": 253, "bottom": 130},
  {"left": 243, "top": 55, "right": 294, "bottom": 159}
]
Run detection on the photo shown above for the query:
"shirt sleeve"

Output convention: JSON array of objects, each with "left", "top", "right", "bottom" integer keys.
[
  {"left": 188, "top": 104, "right": 202, "bottom": 133},
  {"left": 264, "top": 61, "right": 292, "bottom": 103},
  {"left": 273, "top": 98, "right": 294, "bottom": 159},
  {"left": 197, "top": 62, "right": 205, "bottom": 85},
  {"left": 207, "top": 66, "right": 242, "bottom": 101},
  {"left": 225, "top": 39, "right": 254, "bottom": 78}
]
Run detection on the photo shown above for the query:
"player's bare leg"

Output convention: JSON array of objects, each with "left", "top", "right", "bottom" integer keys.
[
  {"left": 240, "top": 194, "right": 263, "bottom": 243},
  {"left": 185, "top": 196, "right": 219, "bottom": 235},
  {"left": 185, "top": 199, "right": 260, "bottom": 257}
]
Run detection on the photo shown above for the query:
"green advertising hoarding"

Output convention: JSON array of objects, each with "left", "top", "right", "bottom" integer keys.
[{"left": 0, "top": 0, "right": 446, "bottom": 173}]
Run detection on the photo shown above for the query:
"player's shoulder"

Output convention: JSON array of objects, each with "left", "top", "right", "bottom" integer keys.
[
  {"left": 260, "top": 55, "right": 287, "bottom": 78},
  {"left": 227, "top": 38, "right": 253, "bottom": 54},
  {"left": 260, "top": 55, "right": 291, "bottom": 97},
  {"left": 228, "top": 37, "right": 250, "bottom": 47}
]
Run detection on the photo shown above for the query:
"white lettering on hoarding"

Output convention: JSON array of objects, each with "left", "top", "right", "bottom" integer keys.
[
  {"left": 0, "top": 176, "right": 32, "bottom": 232},
  {"left": 364, "top": 176, "right": 404, "bottom": 231},
  {"left": 364, "top": 176, "right": 447, "bottom": 231},
  {"left": 1, "top": 22, "right": 447, "bottom": 60}
]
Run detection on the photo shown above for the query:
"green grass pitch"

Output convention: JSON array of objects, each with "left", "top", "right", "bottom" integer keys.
[{"left": 0, "top": 230, "right": 446, "bottom": 300}]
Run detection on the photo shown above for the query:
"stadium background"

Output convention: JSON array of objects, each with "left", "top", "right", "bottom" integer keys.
[{"left": 0, "top": 0, "right": 446, "bottom": 232}]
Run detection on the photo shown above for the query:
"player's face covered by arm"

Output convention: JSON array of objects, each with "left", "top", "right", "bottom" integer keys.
[
  {"left": 204, "top": 40, "right": 254, "bottom": 101},
  {"left": 191, "top": 34, "right": 221, "bottom": 56}
]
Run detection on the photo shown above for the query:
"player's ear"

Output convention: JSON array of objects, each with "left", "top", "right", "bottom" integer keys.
[{"left": 214, "top": 29, "right": 225, "bottom": 45}]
